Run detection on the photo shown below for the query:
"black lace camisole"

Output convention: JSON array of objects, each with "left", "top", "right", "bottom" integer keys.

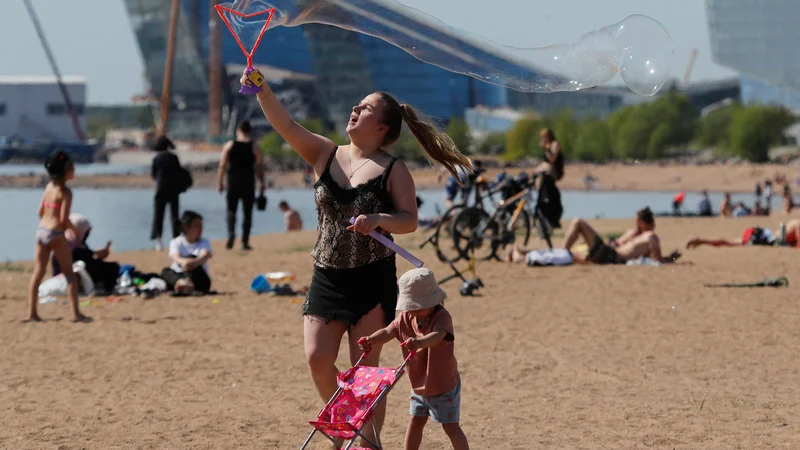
[{"left": 311, "top": 147, "right": 398, "bottom": 269}]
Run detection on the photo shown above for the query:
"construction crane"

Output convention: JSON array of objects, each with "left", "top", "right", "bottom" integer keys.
[
  {"left": 682, "top": 49, "right": 699, "bottom": 87},
  {"left": 22, "top": 0, "right": 86, "bottom": 142},
  {"left": 208, "top": 0, "right": 224, "bottom": 137},
  {"left": 159, "top": 0, "right": 182, "bottom": 136}
]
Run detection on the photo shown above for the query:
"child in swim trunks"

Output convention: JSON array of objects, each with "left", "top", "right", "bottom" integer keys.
[
  {"left": 27, "top": 151, "right": 90, "bottom": 323},
  {"left": 359, "top": 268, "right": 469, "bottom": 450}
]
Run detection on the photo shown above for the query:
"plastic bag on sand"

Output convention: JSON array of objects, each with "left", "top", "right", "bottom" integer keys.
[
  {"left": 38, "top": 261, "right": 95, "bottom": 302},
  {"left": 140, "top": 278, "right": 167, "bottom": 293}
]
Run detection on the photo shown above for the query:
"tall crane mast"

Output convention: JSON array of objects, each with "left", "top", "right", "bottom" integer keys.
[
  {"left": 682, "top": 49, "right": 699, "bottom": 87},
  {"left": 22, "top": 0, "right": 86, "bottom": 142}
]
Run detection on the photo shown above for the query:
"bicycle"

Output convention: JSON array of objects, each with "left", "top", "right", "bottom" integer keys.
[
  {"left": 419, "top": 167, "right": 500, "bottom": 263},
  {"left": 450, "top": 172, "right": 556, "bottom": 262}
]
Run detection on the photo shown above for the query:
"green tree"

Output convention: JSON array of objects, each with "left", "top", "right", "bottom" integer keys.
[
  {"left": 390, "top": 133, "right": 428, "bottom": 164},
  {"left": 298, "top": 118, "right": 325, "bottom": 135},
  {"left": 325, "top": 131, "right": 347, "bottom": 146},
  {"left": 606, "top": 105, "right": 638, "bottom": 159},
  {"left": 475, "top": 132, "right": 506, "bottom": 155},
  {"left": 694, "top": 102, "right": 741, "bottom": 149},
  {"left": 605, "top": 92, "right": 697, "bottom": 160},
  {"left": 612, "top": 107, "right": 652, "bottom": 160},
  {"left": 551, "top": 109, "right": 578, "bottom": 160},
  {"left": 446, "top": 117, "right": 472, "bottom": 154},
  {"left": 260, "top": 131, "right": 288, "bottom": 158},
  {"left": 503, "top": 115, "right": 543, "bottom": 161},
  {"left": 647, "top": 92, "right": 698, "bottom": 158},
  {"left": 729, "top": 105, "right": 796, "bottom": 162},
  {"left": 572, "top": 116, "right": 612, "bottom": 161}
]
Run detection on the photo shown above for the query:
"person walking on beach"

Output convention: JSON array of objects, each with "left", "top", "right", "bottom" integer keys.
[
  {"left": 27, "top": 151, "right": 90, "bottom": 323},
  {"left": 278, "top": 201, "right": 303, "bottom": 231},
  {"left": 150, "top": 135, "right": 184, "bottom": 251},
  {"left": 242, "top": 67, "right": 472, "bottom": 448},
  {"left": 217, "top": 120, "right": 266, "bottom": 250}
]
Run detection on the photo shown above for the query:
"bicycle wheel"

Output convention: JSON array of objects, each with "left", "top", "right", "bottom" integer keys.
[
  {"left": 451, "top": 207, "right": 500, "bottom": 261},
  {"left": 482, "top": 207, "right": 532, "bottom": 261},
  {"left": 428, "top": 204, "right": 468, "bottom": 263}
]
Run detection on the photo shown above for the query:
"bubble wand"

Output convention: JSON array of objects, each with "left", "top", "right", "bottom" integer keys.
[
  {"left": 349, "top": 217, "right": 424, "bottom": 268},
  {"left": 215, "top": 4, "right": 275, "bottom": 94}
]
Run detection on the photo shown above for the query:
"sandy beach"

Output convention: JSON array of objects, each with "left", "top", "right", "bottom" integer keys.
[
  {"left": 2, "top": 161, "right": 800, "bottom": 193},
  {"left": 2, "top": 213, "right": 800, "bottom": 449}
]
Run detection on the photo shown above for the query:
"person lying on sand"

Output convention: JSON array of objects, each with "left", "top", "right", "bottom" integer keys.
[
  {"left": 686, "top": 219, "right": 800, "bottom": 249},
  {"left": 506, "top": 207, "right": 681, "bottom": 265}
]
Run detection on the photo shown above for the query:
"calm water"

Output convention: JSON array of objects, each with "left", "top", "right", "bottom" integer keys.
[
  {"left": 0, "top": 187, "right": 760, "bottom": 261},
  {"left": 0, "top": 163, "right": 148, "bottom": 176}
]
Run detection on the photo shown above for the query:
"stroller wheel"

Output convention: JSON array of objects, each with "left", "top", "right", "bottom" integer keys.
[{"left": 460, "top": 279, "right": 481, "bottom": 296}]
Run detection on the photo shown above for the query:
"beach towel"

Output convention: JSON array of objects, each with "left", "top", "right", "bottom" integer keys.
[{"left": 525, "top": 248, "right": 573, "bottom": 266}]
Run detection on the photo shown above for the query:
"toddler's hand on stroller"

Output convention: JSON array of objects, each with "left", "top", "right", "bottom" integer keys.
[
  {"left": 402, "top": 338, "right": 420, "bottom": 352},
  {"left": 357, "top": 337, "right": 372, "bottom": 353}
]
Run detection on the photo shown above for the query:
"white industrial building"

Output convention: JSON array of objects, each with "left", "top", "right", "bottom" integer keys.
[{"left": 0, "top": 75, "right": 87, "bottom": 143}]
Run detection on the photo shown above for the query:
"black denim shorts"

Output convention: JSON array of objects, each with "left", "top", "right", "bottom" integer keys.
[{"left": 303, "top": 256, "right": 398, "bottom": 327}]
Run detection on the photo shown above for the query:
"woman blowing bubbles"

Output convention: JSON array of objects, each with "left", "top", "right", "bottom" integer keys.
[{"left": 242, "top": 69, "right": 472, "bottom": 447}]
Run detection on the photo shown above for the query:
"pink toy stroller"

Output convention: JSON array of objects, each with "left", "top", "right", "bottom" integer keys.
[{"left": 300, "top": 341, "right": 415, "bottom": 450}]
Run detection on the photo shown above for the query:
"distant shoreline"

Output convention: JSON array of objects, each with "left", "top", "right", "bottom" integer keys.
[{"left": 1, "top": 162, "right": 797, "bottom": 193}]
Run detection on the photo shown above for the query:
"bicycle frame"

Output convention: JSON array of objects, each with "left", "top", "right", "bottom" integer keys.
[{"left": 470, "top": 175, "right": 549, "bottom": 255}]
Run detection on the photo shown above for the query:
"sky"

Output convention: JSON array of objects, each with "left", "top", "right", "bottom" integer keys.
[{"left": 0, "top": 0, "right": 736, "bottom": 105}]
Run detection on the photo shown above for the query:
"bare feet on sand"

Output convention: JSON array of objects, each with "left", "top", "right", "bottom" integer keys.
[
  {"left": 22, "top": 315, "right": 42, "bottom": 323},
  {"left": 73, "top": 314, "right": 93, "bottom": 323},
  {"left": 503, "top": 245, "right": 527, "bottom": 264}
]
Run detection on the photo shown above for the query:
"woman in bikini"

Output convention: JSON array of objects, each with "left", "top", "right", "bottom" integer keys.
[
  {"left": 27, "top": 151, "right": 90, "bottom": 323},
  {"left": 243, "top": 68, "right": 472, "bottom": 447}
]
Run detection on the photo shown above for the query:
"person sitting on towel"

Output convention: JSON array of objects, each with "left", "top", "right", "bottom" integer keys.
[{"left": 505, "top": 207, "right": 680, "bottom": 265}]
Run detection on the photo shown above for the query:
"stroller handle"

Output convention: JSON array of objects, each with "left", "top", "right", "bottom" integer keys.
[
  {"left": 355, "top": 338, "right": 417, "bottom": 366},
  {"left": 400, "top": 340, "right": 417, "bottom": 359}
]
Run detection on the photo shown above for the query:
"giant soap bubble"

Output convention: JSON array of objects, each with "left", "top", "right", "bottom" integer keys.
[{"left": 218, "top": 0, "right": 674, "bottom": 96}]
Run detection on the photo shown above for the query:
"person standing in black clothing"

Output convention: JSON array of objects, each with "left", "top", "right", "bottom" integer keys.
[
  {"left": 151, "top": 135, "right": 182, "bottom": 251},
  {"left": 216, "top": 121, "right": 266, "bottom": 250}
]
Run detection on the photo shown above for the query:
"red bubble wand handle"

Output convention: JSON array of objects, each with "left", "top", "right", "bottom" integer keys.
[{"left": 215, "top": 5, "right": 275, "bottom": 95}]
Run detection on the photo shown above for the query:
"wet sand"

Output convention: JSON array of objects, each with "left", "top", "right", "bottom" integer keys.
[{"left": 2, "top": 214, "right": 800, "bottom": 449}]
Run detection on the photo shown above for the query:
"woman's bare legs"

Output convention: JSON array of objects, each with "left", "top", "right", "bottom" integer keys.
[
  {"left": 304, "top": 314, "right": 347, "bottom": 447},
  {"left": 52, "top": 237, "right": 89, "bottom": 322},
  {"left": 26, "top": 242, "right": 50, "bottom": 321},
  {"left": 304, "top": 315, "right": 348, "bottom": 400},
  {"left": 348, "top": 305, "right": 389, "bottom": 449}
]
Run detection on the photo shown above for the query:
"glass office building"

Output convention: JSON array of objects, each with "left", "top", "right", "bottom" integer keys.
[
  {"left": 706, "top": 0, "right": 800, "bottom": 111},
  {"left": 123, "top": 0, "right": 512, "bottom": 136}
]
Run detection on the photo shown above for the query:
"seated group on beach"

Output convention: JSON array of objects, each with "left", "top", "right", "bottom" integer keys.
[{"left": 28, "top": 153, "right": 219, "bottom": 322}]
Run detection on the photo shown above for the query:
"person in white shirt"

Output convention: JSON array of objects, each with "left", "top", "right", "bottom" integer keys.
[{"left": 161, "top": 210, "right": 213, "bottom": 294}]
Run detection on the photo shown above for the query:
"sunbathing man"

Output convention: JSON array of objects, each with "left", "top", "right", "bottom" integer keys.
[
  {"left": 686, "top": 219, "right": 800, "bottom": 249},
  {"left": 506, "top": 207, "right": 680, "bottom": 264}
]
